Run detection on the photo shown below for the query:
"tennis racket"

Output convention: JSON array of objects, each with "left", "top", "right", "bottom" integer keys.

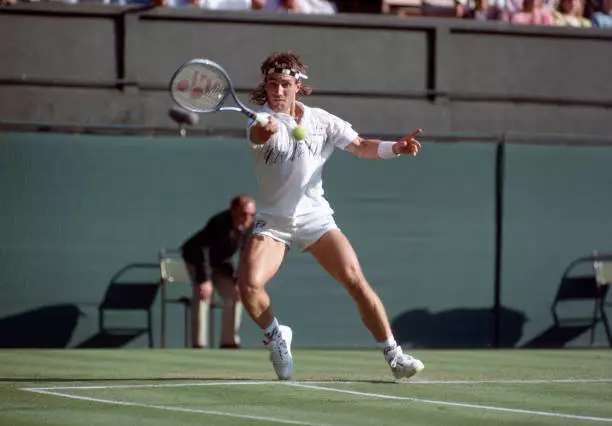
[{"left": 169, "top": 59, "right": 268, "bottom": 125}]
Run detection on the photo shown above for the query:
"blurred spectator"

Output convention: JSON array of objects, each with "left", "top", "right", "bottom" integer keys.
[
  {"left": 505, "top": 0, "right": 556, "bottom": 13},
  {"left": 300, "top": 0, "right": 336, "bottom": 12},
  {"left": 381, "top": 0, "right": 460, "bottom": 17},
  {"left": 510, "top": 0, "right": 553, "bottom": 24},
  {"left": 552, "top": 0, "right": 592, "bottom": 25},
  {"left": 592, "top": 10, "right": 612, "bottom": 25},
  {"left": 381, "top": 0, "right": 422, "bottom": 17},
  {"left": 591, "top": 0, "right": 612, "bottom": 28},
  {"left": 456, "top": 0, "right": 507, "bottom": 18},
  {"left": 148, "top": 0, "right": 262, "bottom": 8},
  {"left": 422, "top": 0, "right": 456, "bottom": 17},
  {"left": 16, "top": 0, "right": 80, "bottom": 3},
  {"left": 586, "top": 0, "right": 612, "bottom": 25},
  {"left": 461, "top": 0, "right": 509, "bottom": 20},
  {"left": 198, "top": 0, "right": 264, "bottom": 8},
  {"left": 105, "top": 0, "right": 150, "bottom": 5},
  {"left": 262, "top": 0, "right": 336, "bottom": 13},
  {"left": 261, "top": 0, "right": 296, "bottom": 10},
  {"left": 146, "top": 0, "right": 335, "bottom": 10}
]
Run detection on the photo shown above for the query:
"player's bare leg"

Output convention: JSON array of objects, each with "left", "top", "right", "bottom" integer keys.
[
  {"left": 308, "top": 229, "right": 424, "bottom": 379},
  {"left": 237, "top": 234, "right": 294, "bottom": 379},
  {"left": 308, "top": 229, "right": 391, "bottom": 340},
  {"left": 237, "top": 234, "right": 287, "bottom": 328}
]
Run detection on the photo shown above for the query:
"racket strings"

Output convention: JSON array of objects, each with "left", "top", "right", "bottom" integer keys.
[
  {"left": 172, "top": 65, "right": 229, "bottom": 112},
  {"left": 170, "top": 59, "right": 262, "bottom": 122}
]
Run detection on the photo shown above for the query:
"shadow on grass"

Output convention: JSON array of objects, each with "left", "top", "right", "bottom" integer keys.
[
  {"left": 0, "top": 304, "right": 82, "bottom": 348},
  {"left": 391, "top": 306, "right": 527, "bottom": 348}
]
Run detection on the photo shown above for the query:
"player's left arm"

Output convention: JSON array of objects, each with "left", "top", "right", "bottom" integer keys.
[{"left": 345, "top": 129, "right": 422, "bottom": 159}]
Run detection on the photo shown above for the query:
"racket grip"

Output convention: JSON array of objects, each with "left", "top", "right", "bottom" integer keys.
[{"left": 254, "top": 113, "right": 269, "bottom": 125}]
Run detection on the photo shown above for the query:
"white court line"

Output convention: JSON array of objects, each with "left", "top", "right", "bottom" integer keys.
[
  {"left": 23, "top": 387, "right": 326, "bottom": 426},
  {"left": 21, "top": 377, "right": 612, "bottom": 391},
  {"left": 20, "top": 378, "right": 612, "bottom": 424},
  {"left": 288, "top": 382, "right": 612, "bottom": 423},
  {"left": 408, "top": 378, "right": 612, "bottom": 385},
  {"left": 21, "top": 380, "right": 279, "bottom": 391}
]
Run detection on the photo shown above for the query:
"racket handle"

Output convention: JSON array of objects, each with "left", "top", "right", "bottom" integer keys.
[{"left": 254, "top": 113, "right": 269, "bottom": 125}]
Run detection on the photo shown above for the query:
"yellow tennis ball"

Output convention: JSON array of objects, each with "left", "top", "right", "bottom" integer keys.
[{"left": 292, "top": 126, "right": 307, "bottom": 141}]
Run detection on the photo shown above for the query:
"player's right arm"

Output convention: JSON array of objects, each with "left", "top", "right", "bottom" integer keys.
[{"left": 249, "top": 116, "right": 279, "bottom": 145}]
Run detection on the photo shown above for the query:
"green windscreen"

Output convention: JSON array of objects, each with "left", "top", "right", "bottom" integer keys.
[{"left": 501, "top": 143, "right": 612, "bottom": 348}]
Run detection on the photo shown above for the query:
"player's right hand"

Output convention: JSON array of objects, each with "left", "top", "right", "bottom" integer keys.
[
  {"left": 261, "top": 116, "right": 279, "bottom": 134},
  {"left": 251, "top": 116, "right": 278, "bottom": 144}
]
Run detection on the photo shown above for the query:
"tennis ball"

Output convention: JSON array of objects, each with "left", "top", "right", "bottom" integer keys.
[{"left": 292, "top": 126, "right": 307, "bottom": 141}]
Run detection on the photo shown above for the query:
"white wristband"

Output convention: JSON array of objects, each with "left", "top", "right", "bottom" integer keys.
[{"left": 377, "top": 141, "right": 398, "bottom": 159}]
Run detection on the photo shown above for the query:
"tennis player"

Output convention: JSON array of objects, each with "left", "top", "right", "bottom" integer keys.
[{"left": 237, "top": 51, "right": 424, "bottom": 380}]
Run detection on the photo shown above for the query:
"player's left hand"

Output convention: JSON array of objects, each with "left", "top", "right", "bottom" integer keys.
[{"left": 393, "top": 129, "right": 422, "bottom": 157}]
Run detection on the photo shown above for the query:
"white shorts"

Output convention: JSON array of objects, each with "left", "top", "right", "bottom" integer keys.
[{"left": 252, "top": 213, "right": 339, "bottom": 252}]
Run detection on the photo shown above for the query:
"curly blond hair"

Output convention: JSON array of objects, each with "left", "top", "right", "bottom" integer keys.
[{"left": 250, "top": 51, "right": 313, "bottom": 106}]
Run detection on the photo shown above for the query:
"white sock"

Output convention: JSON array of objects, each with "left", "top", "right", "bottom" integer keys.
[
  {"left": 377, "top": 337, "right": 398, "bottom": 354},
  {"left": 264, "top": 317, "right": 280, "bottom": 340}
]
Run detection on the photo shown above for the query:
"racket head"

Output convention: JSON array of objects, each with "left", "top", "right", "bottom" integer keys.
[{"left": 169, "top": 59, "right": 232, "bottom": 113}]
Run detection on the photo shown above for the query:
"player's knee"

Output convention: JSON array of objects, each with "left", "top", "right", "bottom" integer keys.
[
  {"left": 339, "top": 265, "right": 368, "bottom": 297},
  {"left": 237, "top": 277, "right": 262, "bottom": 300}
]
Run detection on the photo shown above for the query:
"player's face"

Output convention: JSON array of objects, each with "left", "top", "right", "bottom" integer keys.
[
  {"left": 231, "top": 201, "right": 256, "bottom": 231},
  {"left": 264, "top": 74, "right": 300, "bottom": 113}
]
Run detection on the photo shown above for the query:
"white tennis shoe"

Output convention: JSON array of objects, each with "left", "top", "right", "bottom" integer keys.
[
  {"left": 385, "top": 347, "right": 424, "bottom": 379},
  {"left": 264, "top": 325, "right": 293, "bottom": 380}
]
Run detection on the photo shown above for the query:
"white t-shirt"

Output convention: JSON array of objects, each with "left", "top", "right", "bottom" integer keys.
[{"left": 247, "top": 102, "right": 358, "bottom": 219}]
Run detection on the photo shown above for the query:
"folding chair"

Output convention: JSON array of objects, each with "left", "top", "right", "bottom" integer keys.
[
  {"left": 159, "top": 248, "right": 222, "bottom": 348},
  {"left": 552, "top": 253, "right": 612, "bottom": 347}
]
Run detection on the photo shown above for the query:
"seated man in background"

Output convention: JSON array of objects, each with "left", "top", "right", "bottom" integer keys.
[{"left": 181, "top": 195, "right": 256, "bottom": 349}]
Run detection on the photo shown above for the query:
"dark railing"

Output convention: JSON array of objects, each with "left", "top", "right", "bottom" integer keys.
[{"left": 2, "top": 4, "right": 612, "bottom": 136}]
